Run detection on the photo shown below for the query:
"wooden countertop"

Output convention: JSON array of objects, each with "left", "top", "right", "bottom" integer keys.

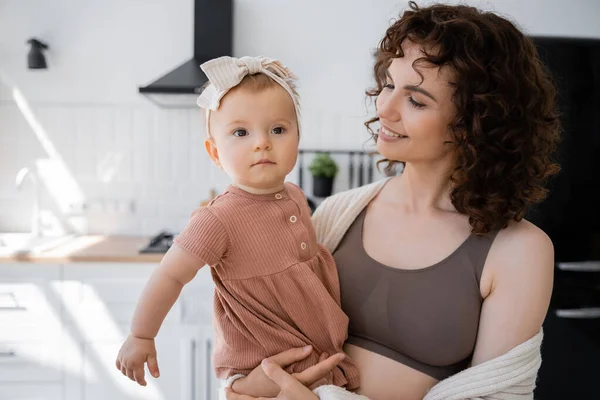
[{"left": 0, "top": 235, "right": 165, "bottom": 263}]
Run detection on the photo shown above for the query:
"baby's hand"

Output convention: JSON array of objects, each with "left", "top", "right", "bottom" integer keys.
[{"left": 115, "top": 334, "right": 160, "bottom": 386}]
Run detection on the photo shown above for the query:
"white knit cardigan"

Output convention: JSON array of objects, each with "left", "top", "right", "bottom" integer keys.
[{"left": 311, "top": 178, "right": 543, "bottom": 400}]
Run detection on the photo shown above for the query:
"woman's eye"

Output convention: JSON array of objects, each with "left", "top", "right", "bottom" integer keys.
[
  {"left": 408, "top": 97, "right": 425, "bottom": 109},
  {"left": 233, "top": 129, "right": 248, "bottom": 137},
  {"left": 272, "top": 127, "right": 285, "bottom": 135},
  {"left": 384, "top": 83, "right": 395, "bottom": 90}
]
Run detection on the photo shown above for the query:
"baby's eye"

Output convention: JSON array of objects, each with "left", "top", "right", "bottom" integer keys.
[
  {"left": 233, "top": 129, "right": 248, "bottom": 137},
  {"left": 272, "top": 127, "right": 285, "bottom": 135}
]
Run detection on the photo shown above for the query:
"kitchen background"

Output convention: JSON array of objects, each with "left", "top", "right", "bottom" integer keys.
[
  {"left": 1, "top": 0, "right": 599, "bottom": 236},
  {"left": 1, "top": 1, "right": 600, "bottom": 400}
]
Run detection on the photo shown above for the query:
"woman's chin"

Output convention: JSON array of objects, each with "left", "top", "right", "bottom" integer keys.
[{"left": 377, "top": 142, "right": 406, "bottom": 162}]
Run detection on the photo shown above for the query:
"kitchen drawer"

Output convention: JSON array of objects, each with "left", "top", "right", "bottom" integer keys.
[
  {"left": 59, "top": 282, "right": 182, "bottom": 326},
  {"left": 0, "top": 341, "right": 63, "bottom": 383},
  {"left": 0, "top": 279, "right": 63, "bottom": 341},
  {"left": 179, "top": 267, "right": 215, "bottom": 325},
  {"left": 60, "top": 263, "right": 215, "bottom": 327},
  {"left": 0, "top": 314, "right": 62, "bottom": 342},
  {"left": 0, "top": 264, "right": 60, "bottom": 280},
  {"left": 0, "top": 383, "right": 63, "bottom": 400},
  {"left": 60, "top": 262, "right": 182, "bottom": 326},
  {"left": 63, "top": 325, "right": 201, "bottom": 400},
  {"left": 61, "top": 263, "right": 157, "bottom": 303}
]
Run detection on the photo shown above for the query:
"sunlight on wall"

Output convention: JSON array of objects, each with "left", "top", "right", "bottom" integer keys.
[
  {"left": 0, "top": 68, "right": 86, "bottom": 234},
  {"left": 13, "top": 88, "right": 85, "bottom": 220}
]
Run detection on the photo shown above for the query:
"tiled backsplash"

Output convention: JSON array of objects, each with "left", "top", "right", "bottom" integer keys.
[{"left": 0, "top": 102, "right": 382, "bottom": 235}]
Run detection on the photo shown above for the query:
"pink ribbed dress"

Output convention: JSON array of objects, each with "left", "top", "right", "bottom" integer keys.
[{"left": 174, "top": 183, "right": 359, "bottom": 389}]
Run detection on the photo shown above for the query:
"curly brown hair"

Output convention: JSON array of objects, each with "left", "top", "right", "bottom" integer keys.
[{"left": 366, "top": 1, "right": 561, "bottom": 234}]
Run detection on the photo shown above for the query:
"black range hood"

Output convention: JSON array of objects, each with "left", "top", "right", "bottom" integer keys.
[{"left": 139, "top": 0, "right": 233, "bottom": 108}]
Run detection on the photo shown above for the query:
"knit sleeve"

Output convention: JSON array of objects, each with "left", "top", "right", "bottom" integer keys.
[
  {"left": 174, "top": 207, "right": 229, "bottom": 266},
  {"left": 311, "top": 196, "right": 336, "bottom": 245},
  {"left": 422, "top": 329, "right": 543, "bottom": 400}
]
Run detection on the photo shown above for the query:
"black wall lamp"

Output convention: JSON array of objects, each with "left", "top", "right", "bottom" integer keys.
[{"left": 27, "top": 38, "right": 49, "bottom": 69}]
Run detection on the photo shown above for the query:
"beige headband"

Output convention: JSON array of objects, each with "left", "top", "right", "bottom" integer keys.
[{"left": 197, "top": 56, "right": 301, "bottom": 137}]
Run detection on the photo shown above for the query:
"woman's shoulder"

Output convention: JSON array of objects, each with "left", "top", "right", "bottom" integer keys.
[
  {"left": 486, "top": 218, "right": 554, "bottom": 289},
  {"left": 496, "top": 219, "right": 553, "bottom": 259}
]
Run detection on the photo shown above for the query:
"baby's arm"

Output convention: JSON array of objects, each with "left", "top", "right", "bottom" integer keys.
[
  {"left": 116, "top": 244, "right": 204, "bottom": 386},
  {"left": 117, "top": 205, "right": 227, "bottom": 386},
  {"left": 130, "top": 243, "right": 202, "bottom": 338}
]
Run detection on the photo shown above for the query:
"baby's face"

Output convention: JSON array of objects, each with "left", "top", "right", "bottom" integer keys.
[{"left": 206, "top": 84, "right": 299, "bottom": 191}]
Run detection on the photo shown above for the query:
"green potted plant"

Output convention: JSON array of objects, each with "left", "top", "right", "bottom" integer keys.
[{"left": 308, "top": 152, "right": 338, "bottom": 197}]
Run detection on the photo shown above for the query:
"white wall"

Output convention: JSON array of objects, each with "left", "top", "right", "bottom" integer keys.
[{"left": 1, "top": 0, "right": 599, "bottom": 235}]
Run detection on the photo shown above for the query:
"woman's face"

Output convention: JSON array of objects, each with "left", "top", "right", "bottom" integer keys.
[{"left": 376, "top": 41, "right": 458, "bottom": 167}]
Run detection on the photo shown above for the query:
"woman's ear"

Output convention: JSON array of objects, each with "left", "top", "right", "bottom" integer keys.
[{"left": 205, "top": 138, "right": 222, "bottom": 168}]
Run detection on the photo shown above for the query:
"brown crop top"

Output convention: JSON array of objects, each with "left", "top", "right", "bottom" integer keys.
[{"left": 332, "top": 207, "right": 498, "bottom": 380}]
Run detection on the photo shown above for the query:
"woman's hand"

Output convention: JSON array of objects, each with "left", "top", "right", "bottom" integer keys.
[
  {"left": 115, "top": 334, "right": 160, "bottom": 386},
  {"left": 225, "top": 359, "right": 319, "bottom": 400},
  {"left": 231, "top": 346, "right": 344, "bottom": 398}
]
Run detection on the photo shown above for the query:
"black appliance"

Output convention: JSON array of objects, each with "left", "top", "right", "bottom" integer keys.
[
  {"left": 140, "top": 231, "right": 174, "bottom": 253},
  {"left": 526, "top": 36, "right": 600, "bottom": 399},
  {"left": 138, "top": 0, "right": 233, "bottom": 108}
]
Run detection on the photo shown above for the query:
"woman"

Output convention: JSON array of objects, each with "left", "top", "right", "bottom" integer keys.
[{"left": 226, "top": 2, "right": 560, "bottom": 399}]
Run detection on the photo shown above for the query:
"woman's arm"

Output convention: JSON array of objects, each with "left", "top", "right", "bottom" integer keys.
[{"left": 471, "top": 221, "right": 554, "bottom": 366}]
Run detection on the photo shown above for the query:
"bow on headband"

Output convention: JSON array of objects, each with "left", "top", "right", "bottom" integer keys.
[{"left": 197, "top": 56, "right": 301, "bottom": 137}]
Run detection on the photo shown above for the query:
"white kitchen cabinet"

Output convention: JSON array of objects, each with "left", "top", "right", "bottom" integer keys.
[
  {"left": 65, "top": 325, "right": 187, "bottom": 400},
  {"left": 60, "top": 262, "right": 181, "bottom": 328},
  {"left": 0, "top": 262, "right": 217, "bottom": 400},
  {"left": 0, "top": 263, "right": 65, "bottom": 399},
  {"left": 63, "top": 325, "right": 219, "bottom": 400},
  {"left": 0, "top": 263, "right": 63, "bottom": 341},
  {"left": 60, "top": 262, "right": 217, "bottom": 400},
  {"left": 180, "top": 325, "right": 220, "bottom": 400},
  {"left": 59, "top": 262, "right": 214, "bottom": 328},
  {"left": 0, "top": 341, "right": 64, "bottom": 383}
]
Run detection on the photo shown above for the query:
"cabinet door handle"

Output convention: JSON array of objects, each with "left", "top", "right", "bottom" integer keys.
[
  {"left": 555, "top": 307, "right": 600, "bottom": 319},
  {"left": 191, "top": 339, "right": 196, "bottom": 400},
  {"left": 206, "top": 338, "right": 212, "bottom": 400},
  {"left": 557, "top": 261, "right": 600, "bottom": 272},
  {"left": 0, "top": 292, "right": 26, "bottom": 310},
  {"left": 0, "top": 350, "right": 16, "bottom": 357},
  {"left": 0, "top": 306, "right": 27, "bottom": 311}
]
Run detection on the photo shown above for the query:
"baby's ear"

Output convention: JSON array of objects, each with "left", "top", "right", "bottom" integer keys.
[{"left": 204, "top": 138, "right": 222, "bottom": 168}]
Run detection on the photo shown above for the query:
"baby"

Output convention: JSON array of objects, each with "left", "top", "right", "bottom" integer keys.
[{"left": 115, "top": 56, "right": 359, "bottom": 397}]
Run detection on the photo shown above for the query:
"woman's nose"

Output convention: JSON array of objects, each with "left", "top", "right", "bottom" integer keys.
[{"left": 376, "top": 92, "right": 402, "bottom": 122}]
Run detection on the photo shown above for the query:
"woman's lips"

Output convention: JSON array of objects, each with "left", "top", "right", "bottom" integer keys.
[{"left": 378, "top": 127, "right": 408, "bottom": 142}]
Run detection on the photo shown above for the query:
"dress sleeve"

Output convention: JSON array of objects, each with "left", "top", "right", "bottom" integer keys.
[{"left": 174, "top": 207, "right": 229, "bottom": 266}]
